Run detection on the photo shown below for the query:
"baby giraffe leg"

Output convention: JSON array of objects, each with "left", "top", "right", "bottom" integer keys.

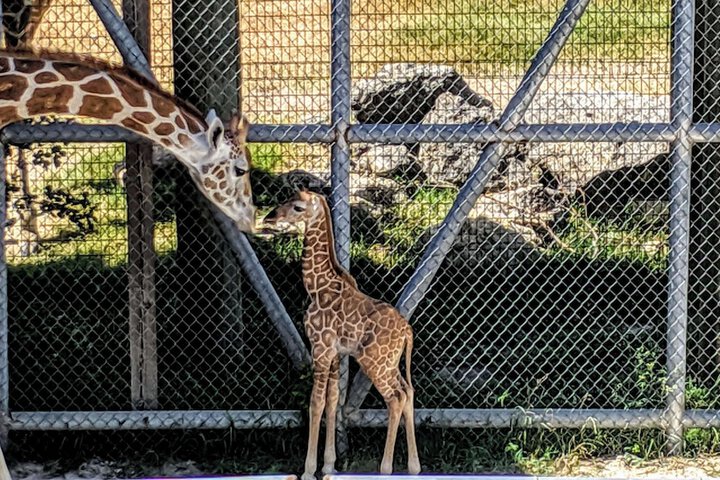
[
  {"left": 303, "top": 357, "right": 332, "bottom": 480},
  {"left": 402, "top": 379, "right": 421, "bottom": 474},
  {"left": 322, "top": 355, "right": 340, "bottom": 475},
  {"left": 379, "top": 384, "right": 407, "bottom": 474}
]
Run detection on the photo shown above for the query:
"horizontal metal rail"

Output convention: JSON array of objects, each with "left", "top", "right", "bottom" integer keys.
[
  {"left": 683, "top": 410, "right": 720, "bottom": 428},
  {"left": 10, "top": 410, "right": 303, "bottom": 430},
  {"left": 16, "top": 408, "right": 720, "bottom": 431},
  {"left": 0, "top": 122, "right": 682, "bottom": 146},
  {"left": 0, "top": 123, "right": 336, "bottom": 145},
  {"left": 690, "top": 123, "right": 720, "bottom": 142},
  {"left": 347, "top": 408, "right": 665, "bottom": 429},
  {"left": 348, "top": 122, "right": 678, "bottom": 143},
  {"left": 22, "top": 408, "right": 720, "bottom": 430}
]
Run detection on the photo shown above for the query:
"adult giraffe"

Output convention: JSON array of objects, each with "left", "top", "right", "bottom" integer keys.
[{"left": 0, "top": 49, "right": 257, "bottom": 231}]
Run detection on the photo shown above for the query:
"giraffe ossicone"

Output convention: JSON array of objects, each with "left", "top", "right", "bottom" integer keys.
[
  {"left": 263, "top": 190, "right": 421, "bottom": 479},
  {"left": 0, "top": 49, "right": 256, "bottom": 232}
]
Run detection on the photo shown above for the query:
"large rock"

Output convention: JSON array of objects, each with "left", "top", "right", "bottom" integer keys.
[
  {"left": 573, "top": 152, "right": 669, "bottom": 229},
  {"left": 422, "top": 91, "right": 495, "bottom": 125},
  {"left": 351, "top": 144, "right": 413, "bottom": 176},
  {"left": 523, "top": 92, "right": 669, "bottom": 191},
  {"left": 351, "top": 63, "right": 493, "bottom": 124},
  {"left": 351, "top": 63, "right": 527, "bottom": 188},
  {"left": 419, "top": 92, "right": 528, "bottom": 187}
]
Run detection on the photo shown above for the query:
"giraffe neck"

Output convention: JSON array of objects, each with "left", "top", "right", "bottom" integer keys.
[
  {"left": 302, "top": 197, "right": 354, "bottom": 299},
  {"left": 0, "top": 51, "right": 211, "bottom": 168}
]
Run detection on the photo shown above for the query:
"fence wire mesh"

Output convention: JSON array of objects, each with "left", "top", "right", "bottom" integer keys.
[{"left": 2, "top": 0, "right": 719, "bottom": 466}]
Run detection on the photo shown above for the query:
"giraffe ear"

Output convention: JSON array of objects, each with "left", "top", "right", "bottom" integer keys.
[
  {"left": 205, "top": 109, "right": 225, "bottom": 151},
  {"left": 229, "top": 111, "right": 250, "bottom": 144}
]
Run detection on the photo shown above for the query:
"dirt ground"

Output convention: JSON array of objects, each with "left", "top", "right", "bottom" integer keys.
[{"left": 10, "top": 456, "right": 720, "bottom": 479}]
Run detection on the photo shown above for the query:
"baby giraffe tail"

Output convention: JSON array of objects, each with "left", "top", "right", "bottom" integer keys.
[{"left": 404, "top": 325, "right": 414, "bottom": 389}]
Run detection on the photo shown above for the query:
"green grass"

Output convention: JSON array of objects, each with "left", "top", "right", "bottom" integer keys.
[
  {"left": 8, "top": 144, "right": 181, "bottom": 267},
  {"left": 392, "top": 0, "right": 670, "bottom": 65},
  {"left": 354, "top": 187, "right": 456, "bottom": 267},
  {"left": 249, "top": 144, "right": 288, "bottom": 172},
  {"left": 547, "top": 206, "right": 668, "bottom": 271}
]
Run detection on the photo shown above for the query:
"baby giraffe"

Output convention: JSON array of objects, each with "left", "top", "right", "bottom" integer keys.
[{"left": 264, "top": 190, "right": 420, "bottom": 480}]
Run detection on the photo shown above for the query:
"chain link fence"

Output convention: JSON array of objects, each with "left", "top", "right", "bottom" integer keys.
[{"left": 2, "top": 0, "right": 720, "bottom": 467}]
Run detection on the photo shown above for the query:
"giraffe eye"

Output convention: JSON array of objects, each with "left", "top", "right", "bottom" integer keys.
[
  {"left": 234, "top": 166, "right": 247, "bottom": 176},
  {"left": 293, "top": 205, "right": 305, "bottom": 212}
]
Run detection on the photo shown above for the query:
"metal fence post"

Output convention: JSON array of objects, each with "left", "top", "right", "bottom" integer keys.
[
  {"left": 0, "top": 144, "right": 8, "bottom": 436},
  {"left": 330, "top": 0, "right": 352, "bottom": 268},
  {"left": 0, "top": 0, "right": 7, "bottom": 435},
  {"left": 330, "top": 0, "right": 352, "bottom": 457},
  {"left": 347, "top": 0, "right": 593, "bottom": 411},
  {"left": 665, "top": 0, "right": 695, "bottom": 455}
]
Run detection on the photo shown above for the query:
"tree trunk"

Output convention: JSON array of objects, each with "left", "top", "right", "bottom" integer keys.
[
  {"left": 123, "top": 0, "right": 158, "bottom": 409},
  {"left": 170, "top": 0, "right": 244, "bottom": 405}
]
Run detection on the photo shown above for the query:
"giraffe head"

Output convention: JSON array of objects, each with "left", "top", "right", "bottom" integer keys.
[
  {"left": 191, "top": 110, "right": 256, "bottom": 232},
  {"left": 262, "top": 190, "right": 322, "bottom": 230}
]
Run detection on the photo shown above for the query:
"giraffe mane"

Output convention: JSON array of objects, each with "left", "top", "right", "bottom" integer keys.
[
  {"left": 315, "top": 193, "right": 358, "bottom": 288},
  {"left": 2, "top": 48, "right": 207, "bottom": 127}
]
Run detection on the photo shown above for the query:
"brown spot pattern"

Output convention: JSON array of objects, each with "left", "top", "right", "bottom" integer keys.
[
  {"left": 35, "top": 72, "right": 59, "bottom": 84},
  {"left": 121, "top": 117, "right": 148, "bottom": 135},
  {"left": 54, "top": 62, "right": 95, "bottom": 81},
  {"left": 150, "top": 95, "right": 174, "bottom": 116},
  {"left": 112, "top": 77, "right": 147, "bottom": 107},
  {"left": 0, "top": 58, "right": 9, "bottom": 74},
  {"left": 15, "top": 59, "right": 44, "bottom": 74},
  {"left": 175, "top": 115, "right": 186, "bottom": 129},
  {"left": 0, "top": 75, "right": 27, "bottom": 101},
  {"left": 161, "top": 138, "right": 172, "bottom": 147},
  {"left": 78, "top": 95, "right": 123, "bottom": 119},
  {"left": 183, "top": 114, "right": 202, "bottom": 134},
  {"left": 154, "top": 122, "right": 174, "bottom": 136},
  {"left": 211, "top": 165, "right": 226, "bottom": 180},
  {"left": 0, "top": 106, "right": 18, "bottom": 127},
  {"left": 27, "top": 85, "right": 73, "bottom": 115},
  {"left": 178, "top": 134, "right": 192, "bottom": 147},
  {"left": 132, "top": 112, "right": 155, "bottom": 124},
  {"left": 203, "top": 178, "right": 217, "bottom": 189},
  {"left": 80, "top": 78, "right": 114, "bottom": 95}
]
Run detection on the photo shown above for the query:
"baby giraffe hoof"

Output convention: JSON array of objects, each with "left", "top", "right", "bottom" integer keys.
[
  {"left": 301, "top": 472, "right": 317, "bottom": 480},
  {"left": 409, "top": 463, "right": 421, "bottom": 475},
  {"left": 322, "top": 465, "right": 337, "bottom": 475}
]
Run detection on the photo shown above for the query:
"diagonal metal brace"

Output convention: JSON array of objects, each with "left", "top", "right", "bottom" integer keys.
[
  {"left": 89, "top": 0, "right": 154, "bottom": 79},
  {"left": 345, "top": 0, "right": 593, "bottom": 411}
]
